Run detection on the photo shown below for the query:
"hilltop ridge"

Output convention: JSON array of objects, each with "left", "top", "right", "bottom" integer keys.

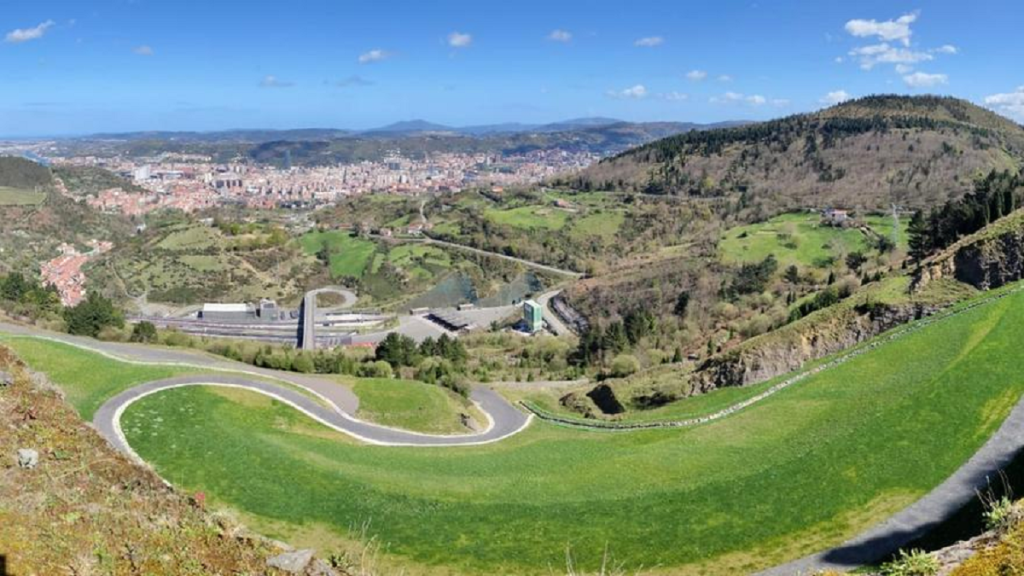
[{"left": 572, "top": 95, "right": 1024, "bottom": 215}]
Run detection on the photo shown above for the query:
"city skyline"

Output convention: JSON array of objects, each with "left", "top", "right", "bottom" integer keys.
[{"left": 2, "top": 0, "right": 1024, "bottom": 137}]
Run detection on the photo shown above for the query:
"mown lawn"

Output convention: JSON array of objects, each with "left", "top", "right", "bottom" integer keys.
[
  {"left": 349, "top": 377, "right": 478, "bottom": 434},
  {"left": 299, "top": 231, "right": 378, "bottom": 278},
  {"left": 107, "top": 286, "right": 1024, "bottom": 575}
]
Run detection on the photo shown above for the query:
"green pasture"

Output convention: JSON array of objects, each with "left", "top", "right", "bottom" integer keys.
[
  {"left": 299, "top": 231, "right": 378, "bottom": 278},
  {"left": 720, "top": 212, "right": 873, "bottom": 269}
]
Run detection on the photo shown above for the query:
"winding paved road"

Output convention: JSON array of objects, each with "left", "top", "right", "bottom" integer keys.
[
  {"left": 5, "top": 283, "right": 1024, "bottom": 574},
  {"left": 0, "top": 321, "right": 532, "bottom": 451}
]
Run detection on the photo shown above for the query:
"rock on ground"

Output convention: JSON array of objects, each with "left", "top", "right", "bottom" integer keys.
[
  {"left": 16, "top": 448, "right": 39, "bottom": 469},
  {"left": 266, "top": 549, "right": 315, "bottom": 574}
]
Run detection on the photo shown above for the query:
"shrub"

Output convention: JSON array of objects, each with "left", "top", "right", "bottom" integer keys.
[
  {"left": 881, "top": 549, "right": 939, "bottom": 576},
  {"left": 984, "top": 496, "right": 1016, "bottom": 532},
  {"left": 609, "top": 354, "right": 640, "bottom": 378},
  {"left": 130, "top": 321, "right": 158, "bottom": 343},
  {"left": 358, "top": 360, "right": 394, "bottom": 379},
  {"left": 292, "top": 352, "right": 315, "bottom": 374}
]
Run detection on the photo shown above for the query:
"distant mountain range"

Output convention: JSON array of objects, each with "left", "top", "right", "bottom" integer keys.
[
  {"left": 84, "top": 117, "right": 750, "bottom": 142},
  {"left": 62, "top": 118, "right": 751, "bottom": 166}
]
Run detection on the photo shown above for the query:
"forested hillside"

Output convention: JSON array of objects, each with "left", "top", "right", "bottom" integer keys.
[{"left": 571, "top": 96, "right": 1024, "bottom": 217}]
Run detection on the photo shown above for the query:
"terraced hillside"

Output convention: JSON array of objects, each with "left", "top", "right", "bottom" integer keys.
[{"left": 88, "top": 218, "right": 325, "bottom": 306}]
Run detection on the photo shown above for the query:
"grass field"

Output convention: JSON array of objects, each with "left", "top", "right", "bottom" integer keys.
[
  {"left": 79, "top": 285, "right": 1024, "bottom": 575},
  {"left": 299, "top": 231, "right": 378, "bottom": 278},
  {"left": 569, "top": 210, "right": 626, "bottom": 241},
  {"left": 484, "top": 205, "right": 571, "bottom": 231},
  {"left": 720, "top": 212, "right": 873, "bottom": 269},
  {"left": 0, "top": 186, "right": 45, "bottom": 206},
  {"left": 348, "top": 377, "right": 481, "bottom": 434}
]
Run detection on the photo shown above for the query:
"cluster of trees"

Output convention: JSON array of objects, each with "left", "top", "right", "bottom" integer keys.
[
  {"left": 0, "top": 272, "right": 124, "bottom": 338},
  {"left": 909, "top": 170, "right": 1023, "bottom": 260},
  {"left": 374, "top": 333, "right": 470, "bottom": 395},
  {"left": 63, "top": 292, "right": 125, "bottom": 337},
  {"left": 729, "top": 255, "right": 779, "bottom": 296},
  {"left": 0, "top": 273, "right": 61, "bottom": 318},
  {"left": 570, "top": 307, "right": 659, "bottom": 371}
]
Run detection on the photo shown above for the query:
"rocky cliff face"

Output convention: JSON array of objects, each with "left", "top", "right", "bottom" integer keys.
[
  {"left": 690, "top": 302, "right": 937, "bottom": 391},
  {"left": 952, "top": 231, "right": 1024, "bottom": 290},
  {"left": 914, "top": 216, "right": 1024, "bottom": 292}
]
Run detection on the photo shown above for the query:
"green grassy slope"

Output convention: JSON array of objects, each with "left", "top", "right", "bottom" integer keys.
[
  {"left": 299, "top": 230, "right": 378, "bottom": 278},
  {"left": 0, "top": 337, "right": 190, "bottom": 420},
  {"left": 87, "top": 284, "right": 1024, "bottom": 575},
  {"left": 349, "top": 377, "right": 478, "bottom": 434}
]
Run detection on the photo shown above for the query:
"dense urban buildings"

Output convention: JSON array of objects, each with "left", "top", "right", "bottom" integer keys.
[{"left": 49, "top": 149, "right": 598, "bottom": 215}]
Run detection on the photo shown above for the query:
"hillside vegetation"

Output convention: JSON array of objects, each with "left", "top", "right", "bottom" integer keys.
[
  {"left": 572, "top": 96, "right": 1024, "bottom": 216},
  {"left": 0, "top": 162, "right": 132, "bottom": 274}
]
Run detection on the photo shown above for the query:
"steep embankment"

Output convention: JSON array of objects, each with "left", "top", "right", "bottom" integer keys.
[
  {"left": 656, "top": 208, "right": 1024, "bottom": 406},
  {"left": 572, "top": 95, "right": 1024, "bottom": 214},
  {"left": 0, "top": 344, "right": 339, "bottom": 575}
]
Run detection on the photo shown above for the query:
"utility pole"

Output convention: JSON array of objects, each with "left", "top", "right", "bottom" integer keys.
[{"left": 891, "top": 203, "right": 901, "bottom": 248}]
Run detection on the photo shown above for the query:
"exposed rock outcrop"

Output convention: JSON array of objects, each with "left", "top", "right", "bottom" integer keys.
[
  {"left": 691, "top": 302, "right": 937, "bottom": 391},
  {"left": 914, "top": 211, "right": 1024, "bottom": 292}
]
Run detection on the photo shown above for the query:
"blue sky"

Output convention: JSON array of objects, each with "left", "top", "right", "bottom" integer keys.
[{"left": 2, "top": 0, "right": 1023, "bottom": 136}]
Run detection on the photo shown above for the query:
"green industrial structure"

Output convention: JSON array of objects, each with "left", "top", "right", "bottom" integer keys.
[{"left": 523, "top": 300, "right": 544, "bottom": 333}]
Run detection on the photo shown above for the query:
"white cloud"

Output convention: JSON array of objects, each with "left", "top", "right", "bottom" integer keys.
[
  {"left": 717, "top": 74, "right": 733, "bottom": 82},
  {"left": 133, "top": 45, "right": 154, "bottom": 56},
  {"left": 895, "top": 63, "right": 914, "bottom": 74},
  {"left": 932, "top": 44, "right": 958, "bottom": 54},
  {"left": 634, "top": 36, "right": 664, "bottom": 47},
  {"left": 849, "top": 42, "right": 933, "bottom": 70},
  {"left": 607, "top": 84, "right": 648, "bottom": 99},
  {"left": 358, "top": 49, "right": 391, "bottom": 64},
  {"left": 844, "top": 12, "right": 917, "bottom": 46},
  {"left": 821, "top": 90, "right": 852, "bottom": 105},
  {"left": 984, "top": 86, "right": 1024, "bottom": 120},
  {"left": 259, "top": 75, "right": 294, "bottom": 88},
  {"left": 5, "top": 20, "right": 55, "bottom": 43},
  {"left": 902, "top": 71, "right": 948, "bottom": 88},
  {"left": 685, "top": 70, "right": 707, "bottom": 81},
  {"left": 448, "top": 32, "right": 472, "bottom": 48},
  {"left": 710, "top": 91, "right": 783, "bottom": 107},
  {"left": 661, "top": 91, "right": 689, "bottom": 102},
  {"left": 548, "top": 29, "right": 572, "bottom": 42}
]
